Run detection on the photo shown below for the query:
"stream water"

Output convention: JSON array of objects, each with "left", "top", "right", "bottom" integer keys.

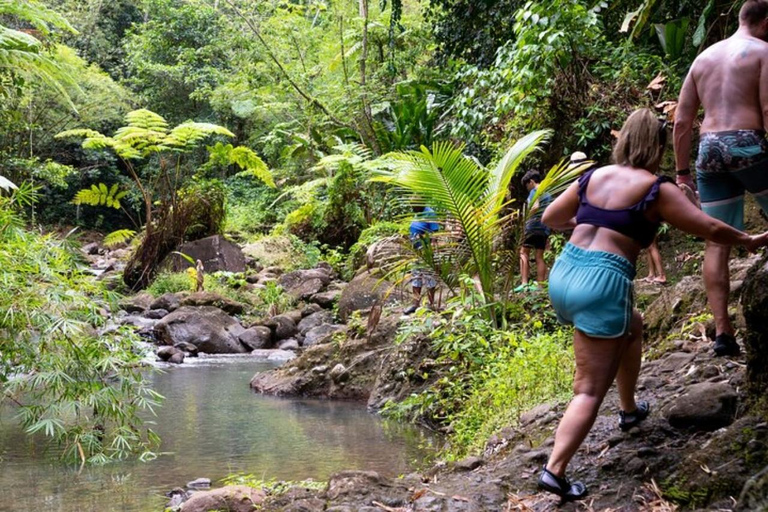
[{"left": 0, "top": 356, "right": 436, "bottom": 511}]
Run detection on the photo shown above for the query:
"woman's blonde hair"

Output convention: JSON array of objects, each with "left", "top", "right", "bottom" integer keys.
[{"left": 612, "top": 108, "right": 666, "bottom": 170}]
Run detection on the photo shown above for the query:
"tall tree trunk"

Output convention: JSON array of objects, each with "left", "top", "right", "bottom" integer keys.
[{"left": 358, "top": 0, "right": 380, "bottom": 154}]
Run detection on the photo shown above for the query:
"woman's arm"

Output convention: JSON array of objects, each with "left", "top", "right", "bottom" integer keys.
[
  {"left": 657, "top": 183, "right": 768, "bottom": 249},
  {"left": 542, "top": 181, "right": 580, "bottom": 231}
]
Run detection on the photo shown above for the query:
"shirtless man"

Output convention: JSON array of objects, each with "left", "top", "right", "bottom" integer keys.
[{"left": 674, "top": 0, "right": 768, "bottom": 357}]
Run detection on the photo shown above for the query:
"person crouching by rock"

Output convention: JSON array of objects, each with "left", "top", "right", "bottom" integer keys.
[
  {"left": 404, "top": 205, "right": 440, "bottom": 315},
  {"left": 538, "top": 108, "right": 768, "bottom": 501},
  {"left": 515, "top": 171, "right": 552, "bottom": 293}
]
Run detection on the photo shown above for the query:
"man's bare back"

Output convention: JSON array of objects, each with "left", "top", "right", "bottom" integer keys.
[{"left": 690, "top": 34, "right": 768, "bottom": 133}]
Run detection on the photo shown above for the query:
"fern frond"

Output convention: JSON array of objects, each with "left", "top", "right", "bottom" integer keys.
[
  {"left": 103, "top": 229, "right": 136, "bottom": 247},
  {"left": 0, "top": 0, "right": 77, "bottom": 35},
  {"left": 230, "top": 147, "right": 275, "bottom": 188},
  {"left": 164, "top": 122, "right": 234, "bottom": 150},
  {"left": 123, "top": 109, "right": 169, "bottom": 133},
  {"left": 72, "top": 183, "right": 125, "bottom": 209}
]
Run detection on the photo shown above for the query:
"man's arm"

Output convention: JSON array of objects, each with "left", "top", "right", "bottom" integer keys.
[{"left": 673, "top": 69, "right": 701, "bottom": 189}]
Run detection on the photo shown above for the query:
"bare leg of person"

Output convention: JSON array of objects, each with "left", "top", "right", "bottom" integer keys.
[
  {"left": 412, "top": 286, "right": 422, "bottom": 308},
  {"left": 545, "top": 330, "right": 626, "bottom": 477},
  {"left": 427, "top": 287, "right": 436, "bottom": 309},
  {"left": 535, "top": 248, "right": 547, "bottom": 282},
  {"left": 703, "top": 242, "right": 733, "bottom": 336},
  {"left": 616, "top": 310, "right": 643, "bottom": 413},
  {"left": 520, "top": 247, "right": 531, "bottom": 285},
  {"left": 649, "top": 241, "right": 666, "bottom": 283}
]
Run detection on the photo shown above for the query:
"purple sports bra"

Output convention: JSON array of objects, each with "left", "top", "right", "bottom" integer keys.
[{"left": 575, "top": 168, "right": 673, "bottom": 248}]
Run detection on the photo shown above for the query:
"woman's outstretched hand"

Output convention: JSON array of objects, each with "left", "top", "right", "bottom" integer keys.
[{"left": 745, "top": 232, "right": 768, "bottom": 253}]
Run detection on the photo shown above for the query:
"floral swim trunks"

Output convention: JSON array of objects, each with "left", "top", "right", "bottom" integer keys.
[{"left": 696, "top": 130, "right": 768, "bottom": 230}]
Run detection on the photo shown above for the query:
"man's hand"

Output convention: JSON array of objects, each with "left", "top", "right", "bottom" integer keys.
[
  {"left": 676, "top": 172, "right": 696, "bottom": 191},
  {"left": 745, "top": 232, "right": 768, "bottom": 253}
]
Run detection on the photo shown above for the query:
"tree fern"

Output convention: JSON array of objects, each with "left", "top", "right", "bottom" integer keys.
[
  {"left": 72, "top": 183, "right": 127, "bottom": 209},
  {"left": 206, "top": 142, "right": 275, "bottom": 187},
  {"left": 103, "top": 229, "right": 137, "bottom": 248}
]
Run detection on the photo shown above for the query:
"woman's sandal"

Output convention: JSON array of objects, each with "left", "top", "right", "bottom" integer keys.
[
  {"left": 537, "top": 466, "right": 588, "bottom": 501},
  {"left": 619, "top": 400, "right": 650, "bottom": 431}
]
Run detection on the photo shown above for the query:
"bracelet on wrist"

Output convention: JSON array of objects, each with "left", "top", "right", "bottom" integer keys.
[{"left": 676, "top": 169, "right": 691, "bottom": 176}]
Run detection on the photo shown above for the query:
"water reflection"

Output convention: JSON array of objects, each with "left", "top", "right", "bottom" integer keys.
[{"left": 0, "top": 358, "right": 436, "bottom": 512}]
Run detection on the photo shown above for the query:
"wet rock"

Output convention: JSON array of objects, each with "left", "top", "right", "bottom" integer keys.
[
  {"left": 741, "top": 253, "right": 768, "bottom": 398},
  {"left": 238, "top": 326, "right": 273, "bottom": 350},
  {"left": 179, "top": 485, "right": 265, "bottom": 512},
  {"left": 174, "top": 341, "right": 198, "bottom": 356},
  {"left": 337, "top": 272, "right": 396, "bottom": 322},
  {"left": 738, "top": 464, "right": 768, "bottom": 511},
  {"left": 145, "top": 308, "right": 169, "bottom": 320},
  {"left": 297, "top": 311, "right": 334, "bottom": 336},
  {"left": 267, "top": 349, "right": 297, "bottom": 362},
  {"left": 282, "top": 309, "right": 304, "bottom": 324},
  {"left": 663, "top": 381, "right": 738, "bottom": 431},
  {"left": 181, "top": 292, "right": 245, "bottom": 315},
  {"left": 326, "top": 471, "right": 387, "bottom": 501},
  {"left": 266, "top": 314, "right": 298, "bottom": 341},
  {"left": 454, "top": 456, "right": 484, "bottom": 471},
  {"left": 310, "top": 290, "right": 341, "bottom": 308},
  {"left": 186, "top": 478, "right": 211, "bottom": 489},
  {"left": 150, "top": 293, "right": 183, "bottom": 312},
  {"left": 120, "top": 315, "right": 157, "bottom": 335},
  {"left": 154, "top": 306, "right": 247, "bottom": 354},
  {"left": 119, "top": 292, "right": 154, "bottom": 313},
  {"left": 165, "top": 487, "right": 190, "bottom": 510},
  {"left": 157, "top": 346, "right": 183, "bottom": 363},
  {"left": 278, "top": 338, "right": 300, "bottom": 351},
  {"left": 303, "top": 324, "right": 345, "bottom": 347},
  {"left": 166, "top": 235, "right": 246, "bottom": 273}
]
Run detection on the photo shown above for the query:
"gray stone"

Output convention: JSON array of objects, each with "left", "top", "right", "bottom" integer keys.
[
  {"left": 249, "top": 349, "right": 297, "bottom": 362},
  {"left": 301, "top": 303, "right": 323, "bottom": 317},
  {"left": 179, "top": 485, "right": 265, "bottom": 512},
  {"left": 166, "top": 235, "right": 246, "bottom": 273},
  {"left": 658, "top": 352, "right": 696, "bottom": 373},
  {"left": 156, "top": 346, "right": 182, "bottom": 362},
  {"left": 154, "top": 306, "right": 247, "bottom": 354},
  {"left": 119, "top": 292, "right": 153, "bottom": 313},
  {"left": 282, "top": 309, "right": 304, "bottom": 324},
  {"left": 168, "top": 351, "right": 185, "bottom": 364},
  {"left": 329, "top": 364, "right": 349, "bottom": 383},
  {"left": 663, "top": 381, "right": 738, "bottom": 431},
  {"left": 310, "top": 289, "right": 342, "bottom": 308},
  {"left": 266, "top": 314, "right": 298, "bottom": 340},
  {"left": 454, "top": 456, "right": 484, "bottom": 471},
  {"left": 238, "top": 326, "right": 273, "bottom": 350},
  {"left": 297, "top": 310, "right": 334, "bottom": 336},
  {"left": 174, "top": 341, "right": 198, "bottom": 355},
  {"left": 186, "top": 478, "right": 211, "bottom": 489},
  {"left": 120, "top": 315, "right": 157, "bottom": 334},
  {"left": 278, "top": 338, "right": 300, "bottom": 351},
  {"left": 304, "top": 324, "right": 345, "bottom": 347},
  {"left": 144, "top": 308, "right": 169, "bottom": 320},
  {"left": 180, "top": 292, "right": 245, "bottom": 315},
  {"left": 150, "top": 293, "right": 182, "bottom": 312},
  {"left": 337, "top": 272, "right": 396, "bottom": 322}
]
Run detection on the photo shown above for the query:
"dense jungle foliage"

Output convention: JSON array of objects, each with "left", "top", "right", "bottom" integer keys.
[{"left": 0, "top": 0, "right": 751, "bottom": 464}]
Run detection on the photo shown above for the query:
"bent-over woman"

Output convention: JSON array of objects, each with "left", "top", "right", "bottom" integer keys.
[{"left": 538, "top": 108, "right": 768, "bottom": 500}]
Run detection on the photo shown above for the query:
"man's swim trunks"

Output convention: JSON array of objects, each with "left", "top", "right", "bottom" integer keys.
[{"left": 696, "top": 130, "right": 768, "bottom": 230}]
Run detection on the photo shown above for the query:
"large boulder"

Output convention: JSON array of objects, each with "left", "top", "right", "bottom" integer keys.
[
  {"left": 154, "top": 306, "right": 247, "bottom": 354},
  {"left": 150, "top": 293, "right": 183, "bottom": 312},
  {"left": 238, "top": 326, "right": 273, "bottom": 350},
  {"left": 297, "top": 310, "right": 334, "bottom": 336},
  {"left": 179, "top": 485, "right": 265, "bottom": 512},
  {"left": 303, "top": 324, "right": 346, "bottom": 347},
  {"left": 310, "top": 289, "right": 341, "bottom": 308},
  {"left": 180, "top": 292, "right": 245, "bottom": 315},
  {"left": 265, "top": 314, "right": 298, "bottom": 341},
  {"left": 119, "top": 292, "right": 154, "bottom": 313},
  {"left": 741, "top": 253, "right": 768, "bottom": 398},
  {"left": 165, "top": 235, "right": 246, "bottom": 273},
  {"left": 364, "top": 236, "right": 406, "bottom": 271},
  {"left": 662, "top": 381, "right": 738, "bottom": 431},
  {"left": 278, "top": 269, "right": 332, "bottom": 300},
  {"left": 643, "top": 276, "right": 707, "bottom": 342},
  {"left": 337, "top": 272, "right": 396, "bottom": 322}
]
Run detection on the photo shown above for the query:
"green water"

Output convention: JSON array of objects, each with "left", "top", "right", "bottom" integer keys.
[{"left": 0, "top": 356, "right": 436, "bottom": 511}]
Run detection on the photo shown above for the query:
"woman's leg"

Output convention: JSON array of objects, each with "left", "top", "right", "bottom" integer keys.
[
  {"left": 519, "top": 246, "right": 531, "bottom": 285},
  {"left": 649, "top": 241, "right": 666, "bottom": 283},
  {"left": 616, "top": 310, "right": 643, "bottom": 413},
  {"left": 545, "top": 330, "right": 627, "bottom": 477}
]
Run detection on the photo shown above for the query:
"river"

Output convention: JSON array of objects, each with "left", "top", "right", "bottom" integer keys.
[{"left": 0, "top": 356, "right": 436, "bottom": 511}]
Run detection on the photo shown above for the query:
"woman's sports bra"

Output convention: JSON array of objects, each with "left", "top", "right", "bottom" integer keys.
[{"left": 575, "top": 168, "right": 672, "bottom": 248}]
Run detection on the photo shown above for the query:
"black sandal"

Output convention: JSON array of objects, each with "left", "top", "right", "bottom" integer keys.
[
  {"left": 619, "top": 400, "right": 650, "bottom": 431},
  {"left": 537, "top": 466, "right": 588, "bottom": 501}
]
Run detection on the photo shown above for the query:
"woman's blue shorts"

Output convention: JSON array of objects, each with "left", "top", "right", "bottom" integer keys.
[{"left": 548, "top": 243, "right": 636, "bottom": 339}]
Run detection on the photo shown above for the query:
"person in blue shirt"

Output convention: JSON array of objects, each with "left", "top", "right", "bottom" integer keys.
[
  {"left": 404, "top": 205, "right": 440, "bottom": 314},
  {"left": 516, "top": 170, "right": 552, "bottom": 292}
]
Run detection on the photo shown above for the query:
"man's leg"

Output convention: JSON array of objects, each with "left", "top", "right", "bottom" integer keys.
[
  {"left": 426, "top": 287, "right": 436, "bottom": 309},
  {"left": 535, "top": 248, "right": 547, "bottom": 282},
  {"left": 519, "top": 246, "right": 531, "bottom": 285},
  {"left": 703, "top": 242, "right": 733, "bottom": 336}
]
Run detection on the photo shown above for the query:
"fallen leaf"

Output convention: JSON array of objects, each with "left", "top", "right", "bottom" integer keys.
[
  {"left": 647, "top": 73, "right": 667, "bottom": 91},
  {"left": 410, "top": 488, "right": 427, "bottom": 501}
]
